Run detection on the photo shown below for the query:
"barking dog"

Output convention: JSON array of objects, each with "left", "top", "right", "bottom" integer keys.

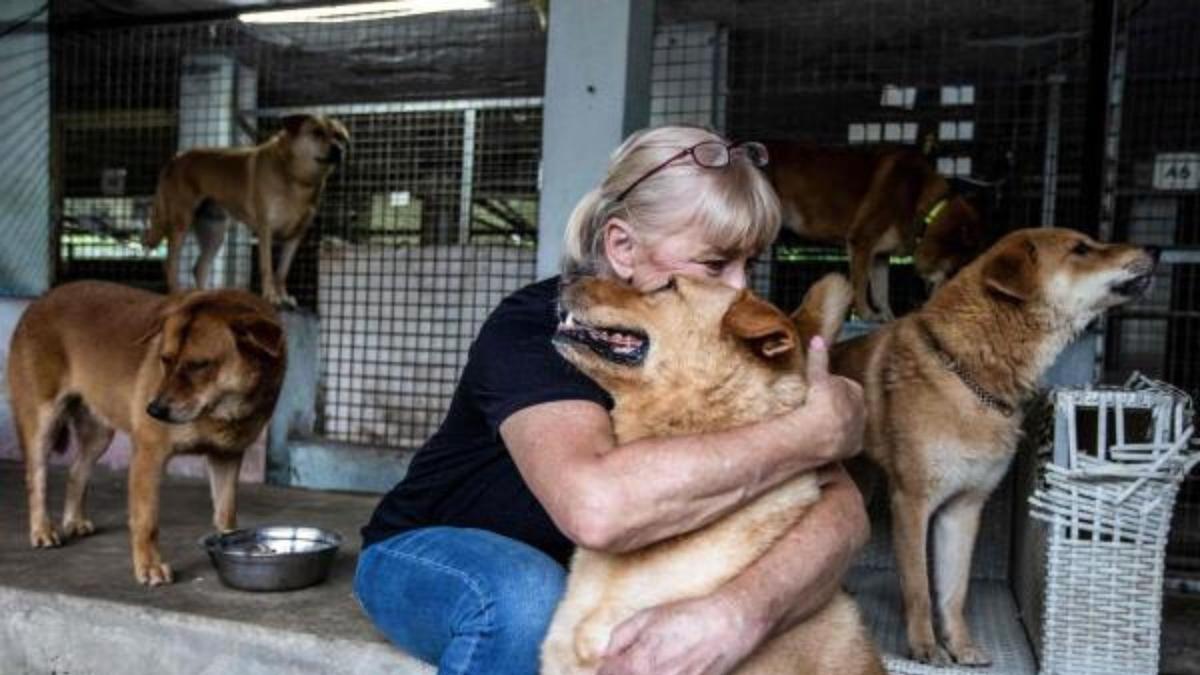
[
  {"left": 764, "top": 141, "right": 991, "bottom": 321},
  {"left": 542, "top": 274, "right": 883, "bottom": 675},
  {"left": 144, "top": 114, "right": 349, "bottom": 308},
  {"left": 831, "top": 228, "right": 1157, "bottom": 664},
  {"left": 8, "top": 281, "right": 286, "bottom": 585}
]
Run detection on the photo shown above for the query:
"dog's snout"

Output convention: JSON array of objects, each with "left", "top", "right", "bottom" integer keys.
[
  {"left": 1144, "top": 246, "right": 1161, "bottom": 262},
  {"left": 327, "top": 144, "right": 344, "bottom": 164},
  {"left": 146, "top": 399, "right": 171, "bottom": 421}
]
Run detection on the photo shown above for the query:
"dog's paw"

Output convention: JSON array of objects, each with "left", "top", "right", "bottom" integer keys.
[
  {"left": 30, "top": 522, "right": 62, "bottom": 548},
  {"left": 134, "top": 560, "right": 174, "bottom": 586},
  {"left": 61, "top": 517, "right": 96, "bottom": 539},
  {"left": 948, "top": 641, "right": 991, "bottom": 667},
  {"left": 909, "top": 640, "right": 953, "bottom": 666}
]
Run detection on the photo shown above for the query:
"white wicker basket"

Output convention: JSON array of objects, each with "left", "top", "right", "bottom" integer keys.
[{"left": 1029, "top": 373, "right": 1198, "bottom": 675}]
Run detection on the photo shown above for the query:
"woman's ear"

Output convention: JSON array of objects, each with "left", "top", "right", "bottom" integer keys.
[{"left": 603, "top": 217, "right": 637, "bottom": 281}]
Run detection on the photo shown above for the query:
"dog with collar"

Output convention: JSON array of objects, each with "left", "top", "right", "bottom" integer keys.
[
  {"left": 764, "top": 141, "right": 991, "bottom": 321},
  {"left": 144, "top": 114, "right": 349, "bottom": 308},
  {"left": 831, "top": 228, "right": 1157, "bottom": 664}
]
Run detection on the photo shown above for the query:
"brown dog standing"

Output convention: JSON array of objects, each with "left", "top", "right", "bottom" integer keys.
[
  {"left": 144, "top": 114, "right": 349, "bottom": 307},
  {"left": 8, "top": 281, "right": 286, "bottom": 585},
  {"left": 764, "top": 141, "right": 989, "bottom": 321},
  {"left": 832, "top": 228, "right": 1157, "bottom": 664}
]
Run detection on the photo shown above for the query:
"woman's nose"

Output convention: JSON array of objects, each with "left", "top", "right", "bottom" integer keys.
[{"left": 722, "top": 266, "right": 748, "bottom": 290}]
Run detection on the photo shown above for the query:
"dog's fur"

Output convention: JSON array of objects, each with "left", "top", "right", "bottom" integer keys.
[
  {"left": 764, "top": 141, "right": 990, "bottom": 321},
  {"left": 542, "top": 274, "right": 883, "bottom": 675},
  {"left": 8, "top": 281, "right": 287, "bottom": 585},
  {"left": 831, "top": 228, "right": 1157, "bottom": 664},
  {"left": 144, "top": 114, "right": 349, "bottom": 307}
]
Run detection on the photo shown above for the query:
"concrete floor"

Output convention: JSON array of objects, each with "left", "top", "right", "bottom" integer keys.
[
  {"left": 0, "top": 460, "right": 432, "bottom": 674},
  {"left": 2, "top": 458, "right": 1198, "bottom": 674}
]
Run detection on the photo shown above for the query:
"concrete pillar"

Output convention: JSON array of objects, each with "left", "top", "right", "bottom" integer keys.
[
  {"left": 535, "top": 0, "right": 655, "bottom": 279},
  {"left": 175, "top": 53, "right": 257, "bottom": 291},
  {"left": 0, "top": 1, "right": 50, "bottom": 296}
]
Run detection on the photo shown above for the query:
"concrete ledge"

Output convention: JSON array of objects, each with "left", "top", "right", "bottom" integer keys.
[
  {"left": 287, "top": 439, "right": 416, "bottom": 493},
  {"left": 2, "top": 587, "right": 433, "bottom": 675},
  {"left": 0, "top": 460, "right": 431, "bottom": 674}
]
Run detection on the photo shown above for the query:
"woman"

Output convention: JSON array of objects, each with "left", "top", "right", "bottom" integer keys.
[{"left": 355, "top": 125, "right": 868, "bottom": 675}]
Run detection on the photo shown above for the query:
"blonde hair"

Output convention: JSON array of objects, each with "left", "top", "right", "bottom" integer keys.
[{"left": 562, "top": 125, "right": 782, "bottom": 277}]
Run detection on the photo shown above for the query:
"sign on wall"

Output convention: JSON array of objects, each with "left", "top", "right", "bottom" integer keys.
[{"left": 1152, "top": 152, "right": 1200, "bottom": 191}]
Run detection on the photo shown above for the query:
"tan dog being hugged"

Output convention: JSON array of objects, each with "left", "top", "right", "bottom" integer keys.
[
  {"left": 542, "top": 273, "right": 883, "bottom": 675},
  {"left": 144, "top": 114, "right": 349, "bottom": 307}
]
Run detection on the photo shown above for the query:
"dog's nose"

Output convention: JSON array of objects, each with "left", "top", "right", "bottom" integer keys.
[
  {"left": 328, "top": 145, "right": 344, "bottom": 164},
  {"left": 1144, "top": 245, "right": 1161, "bottom": 262},
  {"left": 146, "top": 400, "right": 171, "bottom": 421}
]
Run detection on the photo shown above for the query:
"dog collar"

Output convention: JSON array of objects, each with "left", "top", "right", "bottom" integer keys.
[
  {"left": 912, "top": 193, "right": 953, "bottom": 245},
  {"left": 916, "top": 320, "right": 1015, "bottom": 417}
]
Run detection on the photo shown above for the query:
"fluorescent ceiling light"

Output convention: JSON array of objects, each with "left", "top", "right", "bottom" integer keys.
[{"left": 239, "top": 0, "right": 494, "bottom": 25}]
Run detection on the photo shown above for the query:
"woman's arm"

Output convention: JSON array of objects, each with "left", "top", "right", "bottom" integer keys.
[
  {"left": 596, "top": 463, "right": 870, "bottom": 675},
  {"left": 501, "top": 338, "right": 864, "bottom": 552}
]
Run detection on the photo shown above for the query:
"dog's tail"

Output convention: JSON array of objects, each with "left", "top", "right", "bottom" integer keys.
[
  {"left": 142, "top": 171, "right": 171, "bottom": 251},
  {"left": 142, "top": 157, "right": 186, "bottom": 251}
]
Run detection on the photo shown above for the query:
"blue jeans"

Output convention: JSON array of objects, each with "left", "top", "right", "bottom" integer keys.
[{"left": 354, "top": 527, "right": 567, "bottom": 675}]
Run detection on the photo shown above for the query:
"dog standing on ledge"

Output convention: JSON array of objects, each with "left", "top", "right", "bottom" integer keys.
[
  {"left": 832, "top": 228, "right": 1157, "bottom": 664},
  {"left": 144, "top": 114, "right": 349, "bottom": 308},
  {"left": 9, "top": 281, "right": 286, "bottom": 585},
  {"left": 764, "top": 141, "right": 992, "bottom": 321}
]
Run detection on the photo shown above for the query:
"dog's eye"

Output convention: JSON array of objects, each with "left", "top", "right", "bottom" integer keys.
[
  {"left": 654, "top": 278, "right": 676, "bottom": 293},
  {"left": 1071, "top": 242, "right": 1091, "bottom": 256},
  {"left": 185, "top": 359, "right": 212, "bottom": 372},
  {"left": 312, "top": 129, "right": 327, "bottom": 139}
]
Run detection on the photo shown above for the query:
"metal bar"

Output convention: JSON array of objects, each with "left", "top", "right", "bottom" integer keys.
[
  {"left": 258, "top": 97, "right": 542, "bottom": 117},
  {"left": 458, "top": 108, "right": 476, "bottom": 243},
  {"left": 1111, "top": 309, "right": 1200, "bottom": 321},
  {"left": 1041, "top": 73, "right": 1066, "bottom": 227},
  {"left": 1079, "top": 0, "right": 1117, "bottom": 238}
]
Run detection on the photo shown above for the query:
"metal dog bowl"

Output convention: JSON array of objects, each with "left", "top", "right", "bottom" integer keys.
[{"left": 201, "top": 525, "right": 342, "bottom": 592}]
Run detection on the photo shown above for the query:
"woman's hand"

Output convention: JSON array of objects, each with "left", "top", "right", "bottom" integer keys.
[
  {"left": 780, "top": 336, "right": 865, "bottom": 464},
  {"left": 597, "top": 593, "right": 766, "bottom": 675}
]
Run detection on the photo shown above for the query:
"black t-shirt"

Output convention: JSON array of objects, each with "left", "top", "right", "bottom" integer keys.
[{"left": 360, "top": 276, "right": 612, "bottom": 565}]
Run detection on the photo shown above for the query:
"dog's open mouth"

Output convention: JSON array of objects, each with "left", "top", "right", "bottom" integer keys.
[
  {"left": 554, "top": 313, "right": 648, "bottom": 366},
  {"left": 1112, "top": 273, "right": 1153, "bottom": 297}
]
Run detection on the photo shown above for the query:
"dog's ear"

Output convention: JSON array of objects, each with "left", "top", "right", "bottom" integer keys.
[
  {"left": 231, "top": 315, "right": 285, "bottom": 359},
  {"left": 791, "top": 273, "right": 852, "bottom": 348},
  {"left": 282, "top": 114, "right": 311, "bottom": 136},
  {"left": 723, "top": 290, "right": 797, "bottom": 360},
  {"left": 982, "top": 237, "right": 1038, "bottom": 302},
  {"left": 331, "top": 118, "right": 351, "bottom": 142},
  {"left": 137, "top": 295, "right": 188, "bottom": 345},
  {"left": 136, "top": 315, "right": 165, "bottom": 345}
]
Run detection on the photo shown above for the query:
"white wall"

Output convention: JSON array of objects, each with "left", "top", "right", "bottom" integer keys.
[
  {"left": 318, "top": 242, "right": 534, "bottom": 446},
  {"left": 0, "top": 1, "right": 51, "bottom": 296}
]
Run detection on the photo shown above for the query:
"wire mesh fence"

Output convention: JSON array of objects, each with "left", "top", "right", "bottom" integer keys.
[
  {"left": 649, "top": 0, "right": 1199, "bottom": 577},
  {"left": 50, "top": 0, "right": 546, "bottom": 446},
  {"left": 1099, "top": 0, "right": 1200, "bottom": 579},
  {"left": 651, "top": 0, "right": 1095, "bottom": 314},
  {"left": 39, "top": 0, "right": 1200, "bottom": 571}
]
